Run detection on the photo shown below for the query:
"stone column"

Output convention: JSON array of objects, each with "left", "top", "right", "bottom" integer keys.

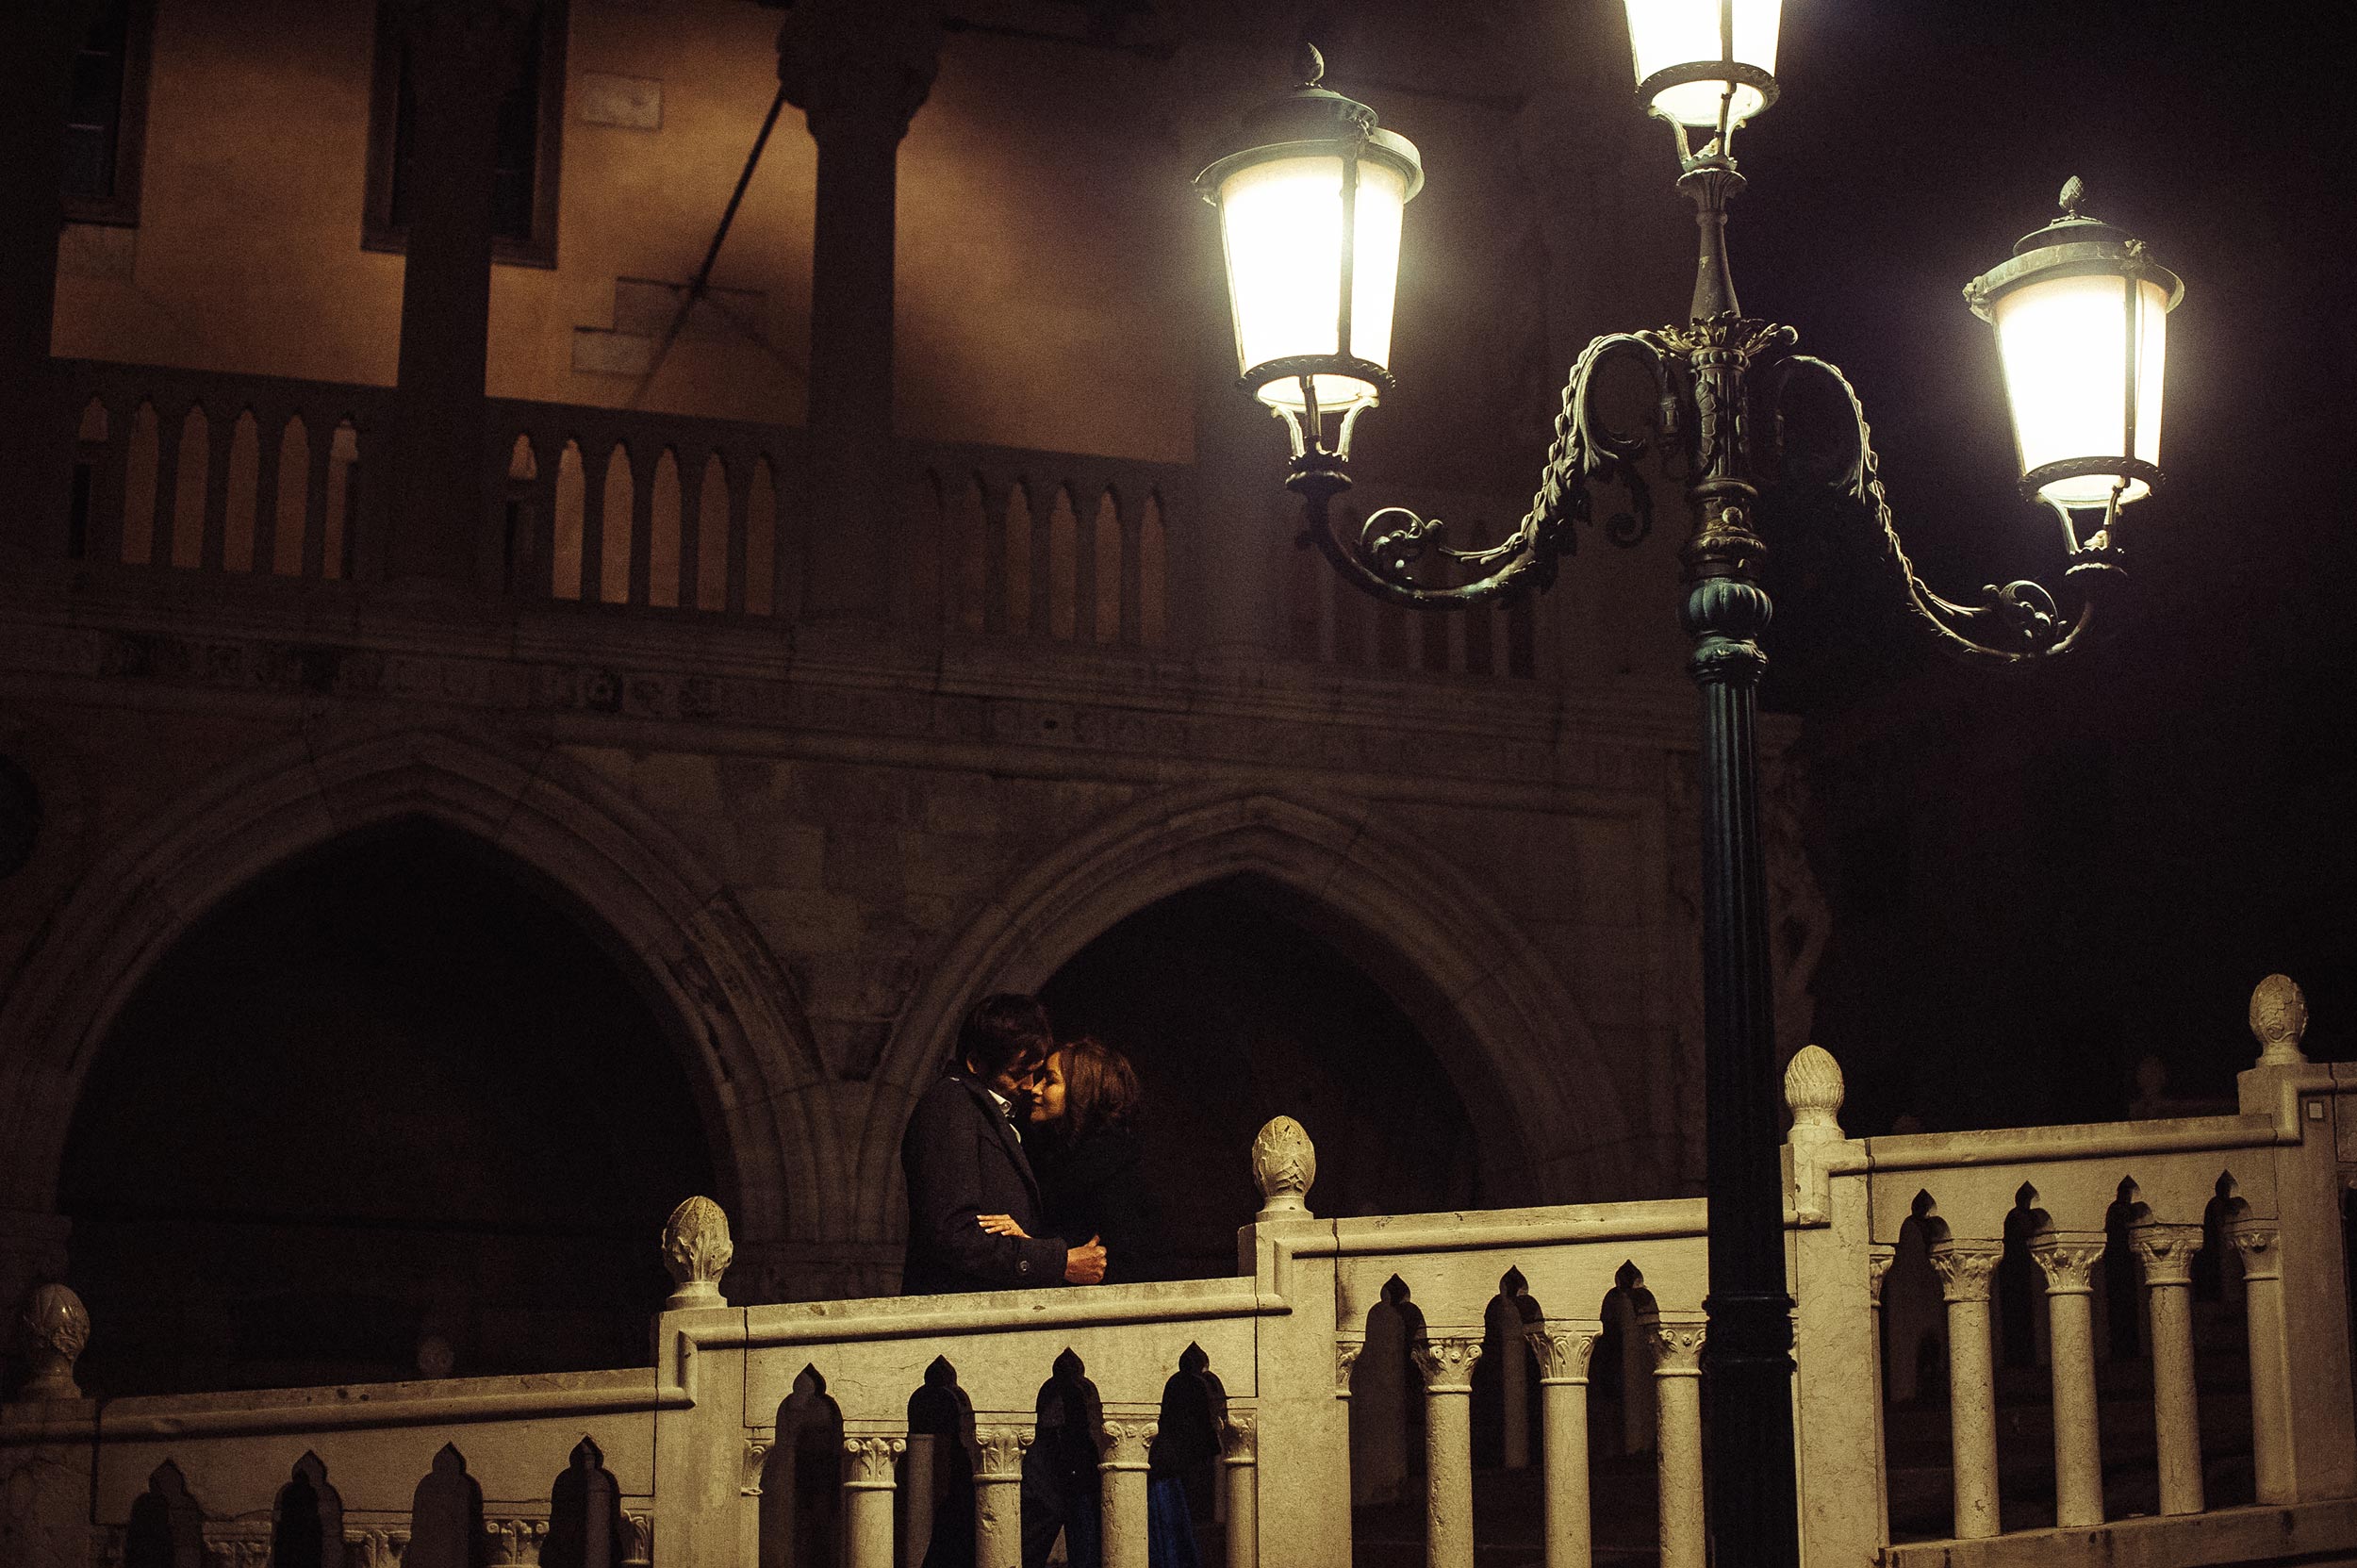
[
  {"left": 1410, "top": 1334, "right": 1483, "bottom": 1568},
  {"left": 777, "top": 0, "right": 940, "bottom": 621},
  {"left": 2132, "top": 1222, "right": 2205, "bottom": 1515},
  {"left": 843, "top": 1430, "right": 907, "bottom": 1568},
  {"left": 898, "top": 1432, "right": 935, "bottom": 1568},
  {"left": 385, "top": 0, "right": 532, "bottom": 586},
  {"left": 738, "top": 1431, "right": 773, "bottom": 1568},
  {"left": 1647, "top": 1312, "right": 1707, "bottom": 1568},
  {"left": 2030, "top": 1232, "right": 2106, "bottom": 1527},
  {"left": 1097, "top": 1410, "right": 1158, "bottom": 1568},
  {"left": 2228, "top": 1219, "right": 2293, "bottom": 1505},
  {"left": 0, "top": 4, "right": 92, "bottom": 561},
  {"left": 1929, "top": 1241, "right": 2004, "bottom": 1539},
  {"left": 1867, "top": 1246, "right": 1897, "bottom": 1547},
  {"left": 1221, "top": 1408, "right": 1259, "bottom": 1568},
  {"left": 971, "top": 1423, "right": 1030, "bottom": 1568},
  {"left": 1527, "top": 1323, "right": 1599, "bottom": 1568}
]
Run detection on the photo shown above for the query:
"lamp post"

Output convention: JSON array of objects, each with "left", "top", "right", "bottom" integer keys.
[{"left": 1196, "top": 11, "right": 2180, "bottom": 1568}]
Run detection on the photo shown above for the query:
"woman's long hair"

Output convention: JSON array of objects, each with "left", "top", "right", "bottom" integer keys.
[{"left": 1058, "top": 1036, "right": 1142, "bottom": 1139}]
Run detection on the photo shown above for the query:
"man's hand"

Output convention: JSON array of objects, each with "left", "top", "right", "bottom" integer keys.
[
  {"left": 1063, "top": 1235, "right": 1107, "bottom": 1285},
  {"left": 978, "top": 1213, "right": 1030, "bottom": 1238}
]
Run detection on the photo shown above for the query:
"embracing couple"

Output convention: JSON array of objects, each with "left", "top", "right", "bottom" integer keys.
[
  {"left": 900, "top": 994, "right": 1195, "bottom": 1568},
  {"left": 899, "top": 992, "right": 1159, "bottom": 1295}
]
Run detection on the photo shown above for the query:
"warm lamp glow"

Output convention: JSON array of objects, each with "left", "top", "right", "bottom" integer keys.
[
  {"left": 1216, "top": 155, "right": 1408, "bottom": 410},
  {"left": 1624, "top": 0, "right": 1783, "bottom": 127},
  {"left": 1993, "top": 272, "right": 2169, "bottom": 507}
]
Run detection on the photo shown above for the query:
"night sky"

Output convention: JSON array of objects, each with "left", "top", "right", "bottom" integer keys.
[{"left": 1704, "top": 6, "right": 2350, "bottom": 1131}]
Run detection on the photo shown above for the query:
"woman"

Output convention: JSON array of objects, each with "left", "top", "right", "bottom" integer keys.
[{"left": 981, "top": 1040, "right": 1196, "bottom": 1568}]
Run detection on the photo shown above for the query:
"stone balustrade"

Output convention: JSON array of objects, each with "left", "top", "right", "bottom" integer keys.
[
  {"left": 7, "top": 976, "right": 2355, "bottom": 1568},
  {"left": 38, "top": 358, "right": 1558, "bottom": 686}
]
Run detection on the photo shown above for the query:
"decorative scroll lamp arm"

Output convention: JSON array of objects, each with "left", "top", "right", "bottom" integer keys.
[{"left": 1764, "top": 354, "right": 2118, "bottom": 664}]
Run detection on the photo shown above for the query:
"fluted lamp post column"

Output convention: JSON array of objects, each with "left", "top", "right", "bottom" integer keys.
[{"left": 1193, "top": 10, "right": 2184, "bottom": 1568}]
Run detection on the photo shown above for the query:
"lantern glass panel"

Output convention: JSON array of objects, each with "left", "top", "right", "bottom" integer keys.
[
  {"left": 1217, "top": 153, "right": 1409, "bottom": 410},
  {"left": 1992, "top": 272, "right": 2168, "bottom": 506},
  {"left": 1625, "top": 0, "right": 1782, "bottom": 126}
]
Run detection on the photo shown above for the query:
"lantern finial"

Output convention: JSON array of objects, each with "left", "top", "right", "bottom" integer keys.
[
  {"left": 2058, "top": 175, "right": 2085, "bottom": 217},
  {"left": 1295, "top": 41, "right": 1325, "bottom": 89}
]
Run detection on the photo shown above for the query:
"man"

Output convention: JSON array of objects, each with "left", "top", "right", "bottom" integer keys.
[{"left": 901, "top": 993, "right": 1107, "bottom": 1294}]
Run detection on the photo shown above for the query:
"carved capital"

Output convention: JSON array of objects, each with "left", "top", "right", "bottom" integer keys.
[
  {"left": 776, "top": 0, "right": 941, "bottom": 142},
  {"left": 2250, "top": 973, "right": 2310, "bottom": 1065},
  {"left": 1648, "top": 1315, "right": 1707, "bottom": 1377},
  {"left": 662, "top": 1196, "right": 733, "bottom": 1309},
  {"left": 2130, "top": 1223, "right": 2203, "bottom": 1287},
  {"left": 1929, "top": 1242, "right": 2003, "bottom": 1303},
  {"left": 1867, "top": 1245, "right": 1898, "bottom": 1305},
  {"left": 1332, "top": 1335, "right": 1364, "bottom": 1396},
  {"left": 623, "top": 1512, "right": 652, "bottom": 1568},
  {"left": 1410, "top": 1334, "right": 1483, "bottom": 1394},
  {"left": 2028, "top": 1232, "right": 2105, "bottom": 1296},
  {"left": 2226, "top": 1220, "right": 2283, "bottom": 1282},
  {"left": 483, "top": 1519, "right": 548, "bottom": 1564},
  {"left": 740, "top": 1433, "right": 774, "bottom": 1497},
  {"left": 16, "top": 1281, "right": 90, "bottom": 1399},
  {"left": 973, "top": 1424, "right": 1032, "bottom": 1480},
  {"left": 1525, "top": 1324, "right": 1599, "bottom": 1384},
  {"left": 1251, "top": 1116, "right": 1317, "bottom": 1219},
  {"left": 842, "top": 1434, "right": 906, "bottom": 1489},
  {"left": 1097, "top": 1418, "right": 1159, "bottom": 1471},
  {"left": 1220, "top": 1410, "right": 1258, "bottom": 1465}
]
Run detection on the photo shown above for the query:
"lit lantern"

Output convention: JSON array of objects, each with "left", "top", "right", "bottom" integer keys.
[
  {"left": 1195, "top": 46, "right": 1424, "bottom": 422},
  {"left": 1624, "top": 0, "right": 1784, "bottom": 129},
  {"left": 1966, "top": 178, "right": 2181, "bottom": 510}
]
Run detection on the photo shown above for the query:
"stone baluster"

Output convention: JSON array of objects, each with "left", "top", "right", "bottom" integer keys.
[
  {"left": 14, "top": 1281, "right": 89, "bottom": 1399},
  {"left": 2030, "top": 1231, "right": 2107, "bottom": 1527},
  {"left": 842, "top": 1429, "right": 906, "bottom": 1568},
  {"left": 777, "top": 0, "right": 940, "bottom": 620},
  {"left": 384, "top": 0, "right": 534, "bottom": 586},
  {"left": 2227, "top": 1218, "right": 2293, "bottom": 1504},
  {"left": 1867, "top": 1246, "right": 1897, "bottom": 1547},
  {"left": 1644, "top": 1312, "right": 1706, "bottom": 1568},
  {"left": 899, "top": 1433, "right": 936, "bottom": 1568},
  {"left": 971, "top": 1424, "right": 1030, "bottom": 1568},
  {"left": 2132, "top": 1221, "right": 2205, "bottom": 1514},
  {"left": 1220, "top": 1409, "right": 1258, "bottom": 1568},
  {"left": 1097, "top": 1408, "right": 1158, "bottom": 1568},
  {"left": 1410, "top": 1334, "right": 1483, "bottom": 1568},
  {"left": 1928, "top": 1240, "right": 2004, "bottom": 1538},
  {"left": 1526, "top": 1323, "right": 1600, "bottom": 1568}
]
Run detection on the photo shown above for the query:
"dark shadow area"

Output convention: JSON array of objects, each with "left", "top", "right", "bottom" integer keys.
[
  {"left": 1040, "top": 875, "right": 1479, "bottom": 1278},
  {"left": 57, "top": 817, "right": 714, "bottom": 1395}
]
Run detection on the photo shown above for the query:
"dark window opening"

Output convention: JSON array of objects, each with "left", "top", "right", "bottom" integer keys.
[
  {"left": 61, "top": 0, "right": 154, "bottom": 225},
  {"left": 364, "top": 0, "right": 566, "bottom": 268}
]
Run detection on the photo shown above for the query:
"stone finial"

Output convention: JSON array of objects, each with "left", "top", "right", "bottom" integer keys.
[
  {"left": 661, "top": 1196, "right": 734, "bottom": 1310},
  {"left": 17, "top": 1282, "right": 91, "bottom": 1400},
  {"left": 1251, "top": 1116, "right": 1316, "bottom": 1220},
  {"left": 2250, "top": 974, "right": 2309, "bottom": 1065},
  {"left": 1783, "top": 1045, "right": 1844, "bottom": 1142}
]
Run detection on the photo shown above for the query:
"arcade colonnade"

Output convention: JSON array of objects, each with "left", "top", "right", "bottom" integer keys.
[{"left": 0, "top": 719, "right": 1693, "bottom": 1317}]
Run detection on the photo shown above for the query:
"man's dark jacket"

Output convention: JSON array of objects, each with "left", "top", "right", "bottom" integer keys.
[{"left": 900, "top": 1069, "right": 1068, "bottom": 1295}]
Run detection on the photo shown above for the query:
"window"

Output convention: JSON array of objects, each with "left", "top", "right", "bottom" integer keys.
[
  {"left": 61, "top": 0, "right": 155, "bottom": 226},
  {"left": 363, "top": 0, "right": 566, "bottom": 268}
]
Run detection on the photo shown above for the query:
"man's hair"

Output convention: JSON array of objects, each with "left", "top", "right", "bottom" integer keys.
[
  {"left": 957, "top": 993, "right": 1053, "bottom": 1079},
  {"left": 1059, "top": 1036, "right": 1143, "bottom": 1138}
]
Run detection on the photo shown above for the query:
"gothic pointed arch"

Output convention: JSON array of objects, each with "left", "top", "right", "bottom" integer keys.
[
  {"left": 0, "top": 725, "right": 828, "bottom": 1257},
  {"left": 873, "top": 785, "right": 1629, "bottom": 1233}
]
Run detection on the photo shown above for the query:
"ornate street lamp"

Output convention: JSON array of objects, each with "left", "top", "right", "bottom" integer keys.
[{"left": 1197, "top": 15, "right": 2180, "bottom": 1568}]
